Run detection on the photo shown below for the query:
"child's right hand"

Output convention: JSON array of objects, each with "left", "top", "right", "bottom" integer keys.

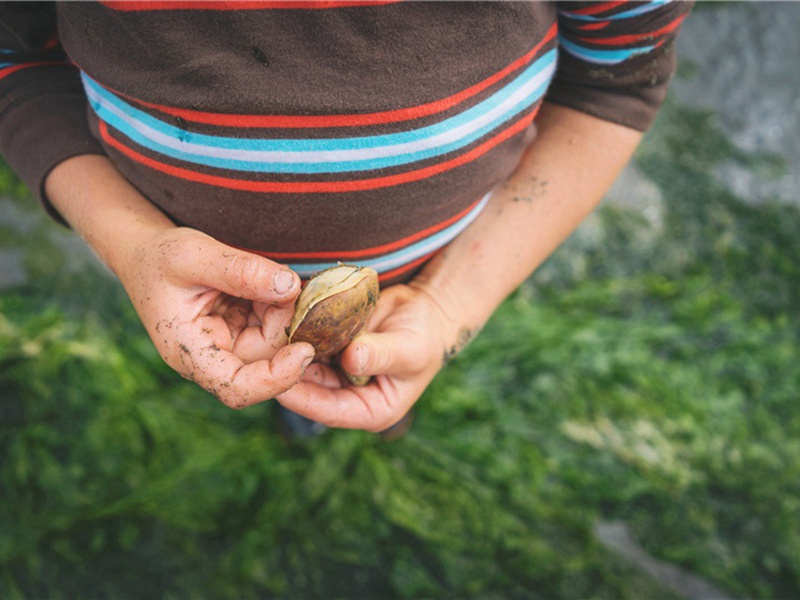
[
  {"left": 46, "top": 155, "right": 315, "bottom": 409},
  {"left": 118, "top": 226, "right": 315, "bottom": 408}
]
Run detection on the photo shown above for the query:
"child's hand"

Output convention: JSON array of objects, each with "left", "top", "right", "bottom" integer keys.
[
  {"left": 118, "top": 227, "right": 315, "bottom": 408},
  {"left": 45, "top": 155, "right": 315, "bottom": 409},
  {"left": 276, "top": 283, "right": 466, "bottom": 431}
]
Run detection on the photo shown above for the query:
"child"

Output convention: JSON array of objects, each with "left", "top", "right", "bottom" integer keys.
[{"left": 0, "top": 1, "right": 693, "bottom": 432}]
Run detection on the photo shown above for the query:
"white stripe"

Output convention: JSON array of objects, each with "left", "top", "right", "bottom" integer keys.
[
  {"left": 286, "top": 191, "right": 492, "bottom": 277},
  {"left": 82, "top": 53, "right": 556, "bottom": 172}
]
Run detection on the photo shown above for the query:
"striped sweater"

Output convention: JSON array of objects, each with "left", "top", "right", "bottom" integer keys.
[{"left": 0, "top": 1, "right": 691, "bottom": 284}]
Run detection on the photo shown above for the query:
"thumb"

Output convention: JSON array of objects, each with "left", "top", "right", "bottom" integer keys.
[
  {"left": 174, "top": 234, "right": 301, "bottom": 304},
  {"left": 340, "top": 330, "right": 431, "bottom": 378}
]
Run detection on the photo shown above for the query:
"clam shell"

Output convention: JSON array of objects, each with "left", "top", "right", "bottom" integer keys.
[{"left": 288, "top": 264, "right": 379, "bottom": 358}]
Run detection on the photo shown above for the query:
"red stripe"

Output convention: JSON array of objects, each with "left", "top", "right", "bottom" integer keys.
[
  {"left": 112, "top": 23, "right": 557, "bottom": 129},
  {"left": 377, "top": 251, "right": 437, "bottom": 283},
  {"left": 579, "top": 21, "right": 610, "bottom": 31},
  {"left": 99, "top": 105, "right": 538, "bottom": 193},
  {"left": 100, "top": 1, "right": 400, "bottom": 10},
  {"left": 567, "top": 1, "right": 627, "bottom": 17},
  {"left": 251, "top": 244, "right": 438, "bottom": 282},
  {"left": 245, "top": 196, "right": 483, "bottom": 261},
  {"left": 0, "top": 61, "right": 70, "bottom": 83},
  {"left": 249, "top": 249, "right": 435, "bottom": 283},
  {"left": 42, "top": 32, "right": 60, "bottom": 51},
  {"left": 576, "top": 14, "right": 686, "bottom": 46}
]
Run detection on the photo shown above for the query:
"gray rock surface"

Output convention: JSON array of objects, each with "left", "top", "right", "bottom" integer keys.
[{"left": 671, "top": 1, "right": 800, "bottom": 205}]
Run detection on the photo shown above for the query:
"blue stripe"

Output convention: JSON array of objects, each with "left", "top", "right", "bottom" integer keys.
[
  {"left": 82, "top": 49, "right": 556, "bottom": 173},
  {"left": 559, "top": 0, "right": 672, "bottom": 23},
  {"left": 286, "top": 192, "right": 491, "bottom": 277},
  {"left": 85, "top": 49, "right": 555, "bottom": 153},
  {"left": 89, "top": 79, "right": 550, "bottom": 173},
  {"left": 558, "top": 36, "right": 655, "bottom": 65}
]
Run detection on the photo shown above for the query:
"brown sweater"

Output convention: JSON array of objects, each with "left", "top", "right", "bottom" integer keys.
[{"left": 0, "top": 1, "right": 692, "bottom": 284}]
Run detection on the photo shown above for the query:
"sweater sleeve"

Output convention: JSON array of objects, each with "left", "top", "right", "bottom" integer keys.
[
  {"left": 546, "top": 0, "right": 693, "bottom": 131},
  {"left": 0, "top": 1, "right": 105, "bottom": 213}
]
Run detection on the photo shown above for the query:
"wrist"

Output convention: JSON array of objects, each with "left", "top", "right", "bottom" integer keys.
[
  {"left": 44, "top": 154, "right": 175, "bottom": 280},
  {"left": 409, "top": 260, "right": 492, "bottom": 365}
]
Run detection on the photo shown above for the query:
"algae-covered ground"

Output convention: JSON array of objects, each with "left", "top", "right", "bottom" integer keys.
[{"left": 2, "top": 11, "right": 800, "bottom": 599}]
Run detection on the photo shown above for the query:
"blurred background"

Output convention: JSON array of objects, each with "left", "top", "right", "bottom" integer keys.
[{"left": 2, "top": 3, "right": 799, "bottom": 598}]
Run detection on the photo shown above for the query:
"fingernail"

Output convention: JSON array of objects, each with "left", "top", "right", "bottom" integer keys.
[
  {"left": 301, "top": 353, "right": 315, "bottom": 372},
  {"left": 273, "top": 270, "right": 296, "bottom": 295}
]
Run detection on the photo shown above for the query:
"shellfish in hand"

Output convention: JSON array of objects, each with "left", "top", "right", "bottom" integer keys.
[{"left": 287, "top": 264, "right": 379, "bottom": 385}]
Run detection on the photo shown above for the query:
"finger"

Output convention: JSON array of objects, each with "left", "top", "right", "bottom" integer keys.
[
  {"left": 301, "top": 361, "right": 345, "bottom": 389},
  {"left": 171, "top": 234, "right": 301, "bottom": 305},
  {"left": 229, "top": 303, "right": 295, "bottom": 363},
  {"left": 277, "top": 377, "right": 401, "bottom": 432},
  {"left": 363, "top": 285, "right": 409, "bottom": 332},
  {"left": 219, "top": 298, "right": 251, "bottom": 338},
  {"left": 193, "top": 341, "right": 315, "bottom": 409},
  {"left": 230, "top": 326, "right": 282, "bottom": 364},
  {"left": 340, "top": 330, "right": 432, "bottom": 379}
]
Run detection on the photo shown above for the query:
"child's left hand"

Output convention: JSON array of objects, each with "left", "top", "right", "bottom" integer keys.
[{"left": 276, "top": 282, "right": 465, "bottom": 432}]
